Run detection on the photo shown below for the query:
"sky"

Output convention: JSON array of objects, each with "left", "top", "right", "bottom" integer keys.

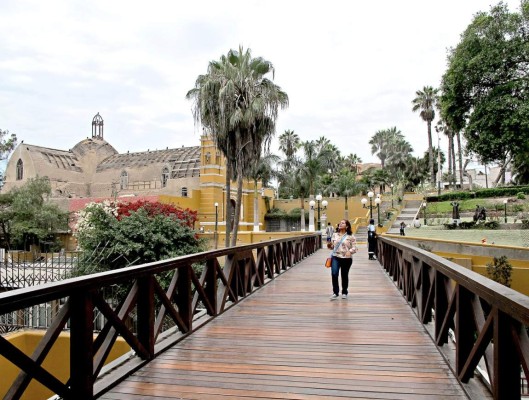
[{"left": 0, "top": 0, "right": 523, "bottom": 165}]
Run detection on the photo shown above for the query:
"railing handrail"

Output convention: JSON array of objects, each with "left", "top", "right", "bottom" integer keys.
[
  {"left": 381, "top": 237, "right": 529, "bottom": 326},
  {"left": 379, "top": 236, "right": 529, "bottom": 400},
  {"left": 0, "top": 234, "right": 320, "bottom": 399},
  {"left": 0, "top": 235, "right": 315, "bottom": 315}
]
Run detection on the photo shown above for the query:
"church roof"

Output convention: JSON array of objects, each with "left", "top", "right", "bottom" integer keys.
[
  {"left": 96, "top": 146, "right": 201, "bottom": 178},
  {"left": 22, "top": 144, "right": 83, "bottom": 172}
]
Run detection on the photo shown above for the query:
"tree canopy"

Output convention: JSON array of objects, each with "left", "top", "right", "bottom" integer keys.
[
  {"left": 73, "top": 200, "right": 202, "bottom": 274},
  {"left": 0, "top": 177, "right": 67, "bottom": 250},
  {"left": 440, "top": 1, "right": 529, "bottom": 173}
]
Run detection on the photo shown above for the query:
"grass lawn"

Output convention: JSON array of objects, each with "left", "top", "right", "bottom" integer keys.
[{"left": 405, "top": 225, "right": 529, "bottom": 247}]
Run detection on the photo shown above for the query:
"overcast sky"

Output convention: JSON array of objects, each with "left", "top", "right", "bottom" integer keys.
[{"left": 0, "top": 0, "right": 522, "bottom": 164}]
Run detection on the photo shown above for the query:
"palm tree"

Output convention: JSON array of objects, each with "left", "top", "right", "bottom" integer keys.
[
  {"left": 245, "top": 152, "right": 279, "bottom": 232},
  {"left": 345, "top": 153, "right": 362, "bottom": 173},
  {"left": 187, "top": 46, "right": 288, "bottom": 246},
  {"left": 369, "top": 129, "right": 392, "bottom": 168},
  {"left": 412, "top": 86, "right": 439, "bottom": 183},
  {"left": 326, "top": 169, "right": 364, "bottom": 220},
  {"left": 436, "top": 120, "right": 457, "bottom": 188},
  {"left": 369, "top": 127, "right": 403, "bottom": 168},
  {"left": 278, "top": 130, "right": 300, "bottom": 170}
]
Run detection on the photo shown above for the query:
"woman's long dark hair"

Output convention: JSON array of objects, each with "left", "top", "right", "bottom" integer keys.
[{"left": 340, "top": 219, "right": 353, "bottom": 235}]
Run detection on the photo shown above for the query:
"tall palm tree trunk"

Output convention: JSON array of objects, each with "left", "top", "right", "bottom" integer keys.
[
  {"left": 230, "top": 164, "right": 244, "bottom": 247},
  {"left": 456, "top": 131, "right": 464, "bottom": 188},
  {"left": 447, "top": 136, "right": 453, "bottom": 188},
  {"left": 344, "top": 196, "right": 349, "bottom": 220},
  {"left": 253, "top": 180, "right": 259, "bottom": 232},
  {"left": 451, "top": 135, "right": 456, "bottom": 188},
  {"left": 300, "top": 197, "right": 306, "bottom": 231},
  {"left": 427, "top": 121, "right": 435, "bottom": 183},
  {"left": 224, "top": 166, "right": 232, "bottom": 248}
]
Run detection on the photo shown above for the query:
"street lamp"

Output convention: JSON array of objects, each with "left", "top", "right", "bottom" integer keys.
[
  {"left": 390, "top": 183, "right": 394, "bottom": 208},
  {"left": 214, "top": 202, "right": 219, "bottom": 249},
  {"left": 361, "top": 191, "right": 378, "bottom": 220},
  {"left": 316, "top": 194, "right": 322, "bottom": 231},
  {"left": 422, "top": 202, "right": 427, "bottom": 226},
  {"left": 375, "top": 196, "right": 381, "bottom": 225},
  {"left": 503, "top": 199, "right": 508, "bottom": 223},
  {"left": 310, "top": 195, "right": 327, "bottom": 232}
]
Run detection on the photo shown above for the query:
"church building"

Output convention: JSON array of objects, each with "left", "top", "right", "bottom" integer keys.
[{"left": 2, "top": 113, "right": 272, "bottom": 244}]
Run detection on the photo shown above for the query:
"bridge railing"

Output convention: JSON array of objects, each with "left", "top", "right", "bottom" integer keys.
[
  {"left": 0, "top": 234, "right": 320, "bottom": 399},
  {"left": 379, "top": 236, "right": 529, "bottom": 400}
]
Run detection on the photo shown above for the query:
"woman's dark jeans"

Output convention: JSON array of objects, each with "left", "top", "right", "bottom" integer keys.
[{"left": 331, "top": 256, "right": 353, "bottom": 295}]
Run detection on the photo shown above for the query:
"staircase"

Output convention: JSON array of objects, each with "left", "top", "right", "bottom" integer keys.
[
  {"left": 355, "top": 225, "right": 368, "bottom": 242},
  {"left": 387, "top": 200, "right": 423, "bottom": 234}
]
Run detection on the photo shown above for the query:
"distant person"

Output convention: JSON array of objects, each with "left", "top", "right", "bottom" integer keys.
[
  {"left": 473, "top": 205, "right": 480, "bottom": 222},
  {"left": 367, "top": 218, "right": 377, "bottom": 260},
  {"left": 413, "top": 217, "right": 421, "bottom": 228},
  {"left": 325, "top": 222, "right": 334, "bottom": 244},
  {"left": 400, "top": 221, "right": 406, "bottom": 236},
  {"left": 329, "top": 219, "right": 357, "bottom": 300}
]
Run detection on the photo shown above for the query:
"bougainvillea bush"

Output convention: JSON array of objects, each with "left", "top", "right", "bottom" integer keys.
[{"left": 73, "top": 200, "right": 203, "bottom": 276}]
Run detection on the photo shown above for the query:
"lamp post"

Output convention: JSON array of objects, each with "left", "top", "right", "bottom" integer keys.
[
  {"left": 422, "top": 202, "right": 427, "bottom": 226},
  {"left": 316, "top": 194, "right": 322, "bottom": 231},
  {"left": 214, "top": 202, "right": 219, "bottom": 249},
  {"left": 361, "top": 191, "right": 378, "bottom": 221},
  {"left": 390, "top": 183, "right": 394, "bottom": 208},
  {"left": 375, "top": 196, "right": 381, "bottom": 225},
  {"left": 321, "top": 199, "right": 328, "bottom": 230},
  {"left": 503, "top": 199, "right": 508, "bottom": 223}
]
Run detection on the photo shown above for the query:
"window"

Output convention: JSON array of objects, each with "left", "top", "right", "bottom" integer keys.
[
  {"left": 162, "top": 167, "right": 169, "bottom": 188},
  {"left": 120, "top": 171, "right": 128, "bottom": 190},
  {"left": 181, "top": 187, "right": 188, "bottom": 197},
  {"left": 16, "top": 159, "right": 23, "bottom": 180}
]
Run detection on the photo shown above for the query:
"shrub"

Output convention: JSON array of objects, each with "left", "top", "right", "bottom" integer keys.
[
  {"left": 459, "top": 221, "right": 476, "bottom": 229},
  {"left": 517, "top": 192, "right": 526, "bottom": 200},
  {"left": 484, "top": 221, "right": 500, "bottom": 230},
  {"left": 444, "top": 223, "right": 458, "bottom": 230},
  {"left": 486, "top": 256, "right": 513, "bottom": 287}
]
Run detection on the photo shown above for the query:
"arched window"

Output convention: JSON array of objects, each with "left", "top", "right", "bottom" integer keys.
[
  {"left": 16, "top": 159, "right": 23, "bottom": 180},
  {"left": 181, "top": 187, "right": 188, "bottom": 197},
  {"left": 161, "top": 167, "right": 169, "bottom": 188},
  {"left": 120, "top": 171, "right": 128, "bottom": 190}
]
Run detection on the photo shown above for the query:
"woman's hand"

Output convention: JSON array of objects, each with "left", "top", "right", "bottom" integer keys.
[{"left": 345, "top": 251, "right": 351, "bottom": 257}]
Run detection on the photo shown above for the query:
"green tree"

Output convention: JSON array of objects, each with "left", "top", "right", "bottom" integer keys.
[
  {"left": 187, "top": 46, "right": 288, "bottom": 246},
  {"left": 278, "top": 130, "right": 300, "bottom": 168},
  {"left": 0, "top": 177, "right": 67, "bottom": 250},
  {"left": 74, "top": 201, "right": 204, "bottom": 274},
  {"left": 412, "top": 86, "right": 439, "bottom": 183},
  {"left": 440, "top": 2, "right": 529, "bottom": 178},
  {"left": 245, "top": 152, "right": 279, "bottom": 232},
  {"left": 486, "top": 255, "right": 513, "bottom": 287},
  {"left": 326, "top": 169, "right": 364, "bottom": 220},
  {"left": 0, "top": 129, "right": 17, "bottom": 183}
]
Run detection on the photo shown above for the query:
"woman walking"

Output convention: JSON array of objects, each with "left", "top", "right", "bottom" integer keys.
[{"left": 329, "top": 219, "right": 357, "bottom": 300}]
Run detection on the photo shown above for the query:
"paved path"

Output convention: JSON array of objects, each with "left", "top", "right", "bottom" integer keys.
[{"left": 102, "top": 246, "right": 470, "bottom": 399}]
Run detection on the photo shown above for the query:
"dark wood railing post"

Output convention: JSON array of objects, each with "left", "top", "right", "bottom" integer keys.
[
  {"left": 175, "top": 265, "right": 192, "bottom": 331},
  {"left": 69, "top": 290, "right": 94, "bottom": 399},
  {"left": 137, "top": 275, "right": 155, "bottom": 358},
  {"left": 494, "top": 309, "right": 520, "bottom": 399},
  {"left": 456, "top": 285, "right": 474, "bottom": 375}
]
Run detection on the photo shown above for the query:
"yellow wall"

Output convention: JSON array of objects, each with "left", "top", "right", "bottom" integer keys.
[
  {"left": 435, "top": 250, "right": 529, "bottom": 296},
  {"left": 1, "top": 331, "right": 130, "bottom": 400},
  {"left": 273, "top": 196, "right": 369, "bottom": 227}
]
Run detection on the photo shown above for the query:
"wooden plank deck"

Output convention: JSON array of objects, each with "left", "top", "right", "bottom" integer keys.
[{"left": 101, "top": 246, "right": 470, "bottom": 400}]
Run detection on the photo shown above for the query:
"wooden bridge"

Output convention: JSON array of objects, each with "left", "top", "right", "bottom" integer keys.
[{"left": 1, "top": 235, "right": 528, "bottom": 399}]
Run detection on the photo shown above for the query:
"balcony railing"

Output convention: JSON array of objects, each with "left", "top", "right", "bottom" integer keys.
[
  {"left": 378, "top": 236, "right": 529, "bottom": 400},
  {"left": 0, "top": 234, "right": 320, "bottom": 399}
]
